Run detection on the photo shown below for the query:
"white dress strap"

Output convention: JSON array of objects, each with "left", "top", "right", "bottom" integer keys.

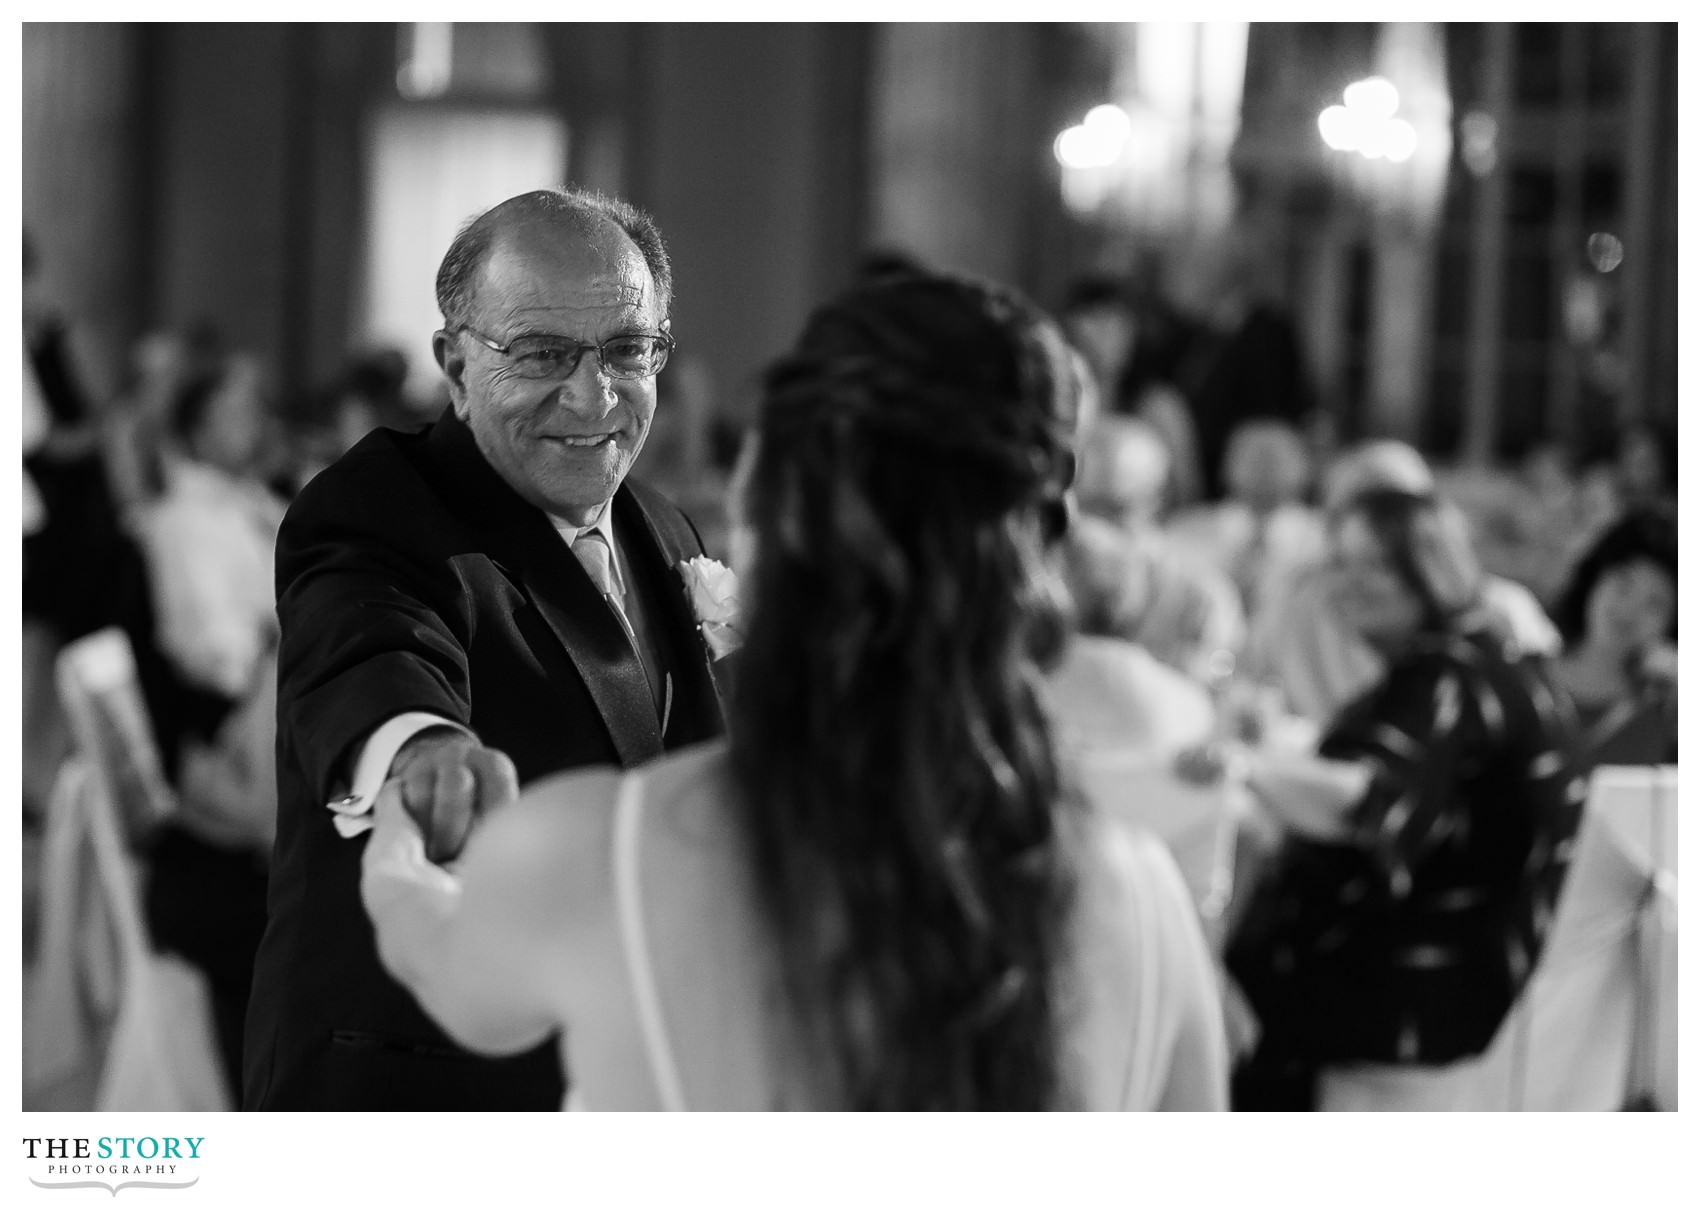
[
  {"left": 613, "top": 769, "right": 689, "bottom": 1112},
  {"left": 1118, "top": 849, "right": 1163, "bottom": 1110}
]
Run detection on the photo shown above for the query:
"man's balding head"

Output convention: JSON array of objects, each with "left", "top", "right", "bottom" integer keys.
[{"left": 435, "top": 188, "right": 672, "bottom": 331}]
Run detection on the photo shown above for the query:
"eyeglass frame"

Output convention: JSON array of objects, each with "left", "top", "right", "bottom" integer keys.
[{"left": 449, "top": 323, "right": 676, "bottom": 381}]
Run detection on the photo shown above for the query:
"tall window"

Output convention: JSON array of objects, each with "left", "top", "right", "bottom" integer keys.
[{"left": 359, "top": 105, "right": 567, "bottom": 396}]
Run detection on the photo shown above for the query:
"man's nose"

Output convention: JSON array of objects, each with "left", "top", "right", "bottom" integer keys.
[{"left": 552, "top": 355, "right": 618, "bottom": 417}]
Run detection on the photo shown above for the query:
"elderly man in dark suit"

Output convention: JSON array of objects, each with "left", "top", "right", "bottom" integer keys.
[{"left": 243, "top": 188, "right": 727, "bottom": 1110}]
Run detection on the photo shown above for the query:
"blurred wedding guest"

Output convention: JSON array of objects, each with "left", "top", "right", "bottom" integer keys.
[
  {"left": 1611, "top": 421, "right": 1676, "bottom": 512},
  {"left": 134, "top": 356, "right": 285, "bottom": 707},
  {"left": 245, "top": 187, "right": 725, "bottom": 1112},
  {"left": 363, "top": 271, "right": 1228, "bottom": 1110},
  {"left": 1168, "top": 419, "right": 1327, "bottom": 619},
  {"left": 21, "top": 347, "right": 63, "bottom": 817},
  {"left": 1063, "top": 415, "right": 1243, "bottom": 680},
  {"left": 1059, "top": 277, "right": 1136, "bottom": 410},
  {"left": 273, "top": 383, "right": 366, "bottom": 498},
  {"left": 101, "top": 326, "right": 229, "bottom": 515},
  {"left": 1464, "top": 441, "right": 1598, "bottom": 606},
  {"left": 272, "top": 349, "right": 426, "bottom": 500},
  {"left": 1244, "top": 440, "right": 1559, "bottom": 723},
  {"left": 1549, "top": 507, "right": 1677, "bottom": 768},
  {"left": 22, "top": 232, "right": 141, "bottom": 815},
  {"left": 342, "top": 346, "right": 423, "bottom": 433},
  {"left": 23, "top": 232, "right": 127, "bottom": 646},
  {"left": 101, "top": 332, "right": 190, "bottom": 512},
  {"left": 130, "top": 356, "right": 286, "bottom": 1101},
  {"left": 1571, "top": 420, "right": 1676, "bottom": 544},
  {"left": 1168, "top": 229, "right": 1316, "bottom": 501},
  {"left": 1059, "top": 276, "right": 1204, "bottom": 510},
  {"left": 1203, "top": 487, "right": 1585, "bottom": 1109},
  {"left": 22, "top": 335, "right": 49, "bottom": 535},
  {"left": 1044, "top": 355, "right": 1215, "bottom": 760},
  {"left": 855, "top": 246, "right": 929, "bottom": 284}
]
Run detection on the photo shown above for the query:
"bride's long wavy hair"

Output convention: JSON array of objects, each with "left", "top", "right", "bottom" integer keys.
[{"left": 728, "top": 271, "right": 1083, "bottom": 1110}]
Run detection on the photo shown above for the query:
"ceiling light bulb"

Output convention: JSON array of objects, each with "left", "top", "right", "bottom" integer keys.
[{"left": 1344, "top": 76, "right": 1400, "bottom": 120}]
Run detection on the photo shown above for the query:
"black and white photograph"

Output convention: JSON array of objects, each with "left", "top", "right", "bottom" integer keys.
[{"left": 15, "top": 16, "right": 1681, "bottom": 1171}]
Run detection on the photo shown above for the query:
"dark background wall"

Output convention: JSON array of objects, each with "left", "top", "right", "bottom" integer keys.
[
  {"left": 22, "top": 21, "right": 1677, "bottom": 458},
  {"left": 631, "top": 24, "right": 871, "bottom": 414},
  {"left": 23, "top": 22, "right": 872, "bottom": 424}
]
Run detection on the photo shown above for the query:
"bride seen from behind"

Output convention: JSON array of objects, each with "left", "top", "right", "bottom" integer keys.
[{"left": 361, "top": 270, "right": 1227, "bottom": 1110}]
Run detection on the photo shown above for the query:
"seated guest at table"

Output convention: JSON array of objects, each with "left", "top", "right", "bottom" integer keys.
[
  {"left": 131, "top": 356, "right": 284, "bottom": 1101},
  {"left": 1244, "top": 440, "right": 1558, "bottom": 723},
  {"left": 1057, "top": 276, "right": 1206, "bottom": 511},
  {"left": 1063, "top": 416, "right": 1244, "bottom": 681},
  {"left": 1044, "top": 355, "right": 1215, "bottom": 760},
  {"left": 1549, "top": 507, "right": 1677, "bottom": 768},
  {"left": 362, "top": 270, "right": 1228, "bottom": 1110},
  {"left": 1168, "top": 419, "right": 1327, "bottom": 619},
  {"left": 134, "top": 356, "right": 285, "bottom": 718},
  {"left": 1205, "top": 487, "right": 1585, "bottom": 1109}
]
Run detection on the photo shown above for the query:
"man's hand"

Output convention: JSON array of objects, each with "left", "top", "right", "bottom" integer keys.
[{"left": 388, "top": 729, "right": 520, "bottom": 863}]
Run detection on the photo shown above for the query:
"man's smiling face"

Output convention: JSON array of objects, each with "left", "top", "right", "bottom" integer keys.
[{"left": 440, "top": 215, "right": 663, "bottom": 526}]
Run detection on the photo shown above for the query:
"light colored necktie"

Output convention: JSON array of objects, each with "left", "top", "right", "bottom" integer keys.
[{"left": 572, "top": 529, "right": 637, "bottom": 647}]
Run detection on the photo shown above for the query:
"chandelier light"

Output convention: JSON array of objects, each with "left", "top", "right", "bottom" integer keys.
[{"left": 1318, "top": 76, "right": 1418, "bottom": 164}]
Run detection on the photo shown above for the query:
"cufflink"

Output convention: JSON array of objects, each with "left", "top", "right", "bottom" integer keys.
[{"left": 326, "top": 792, "right": 364, "bottom": 810}]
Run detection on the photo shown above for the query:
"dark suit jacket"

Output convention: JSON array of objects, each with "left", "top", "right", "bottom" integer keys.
[{"left": 243, "top": 409, "right": 726, "bottom": 1110}]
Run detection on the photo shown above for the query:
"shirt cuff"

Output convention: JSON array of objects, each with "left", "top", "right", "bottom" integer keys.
[{"left": 326, "top": 712, "right": 474, "bottom": 838}]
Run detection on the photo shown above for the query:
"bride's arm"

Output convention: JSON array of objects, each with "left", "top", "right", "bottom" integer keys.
[{"left": 361, "top": 771, "right": 615, "bottom": 1054}]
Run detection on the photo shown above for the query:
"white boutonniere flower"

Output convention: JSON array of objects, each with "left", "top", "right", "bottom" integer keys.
[{"left": 677, "top": 555, "right": 744, "bottom": 660}]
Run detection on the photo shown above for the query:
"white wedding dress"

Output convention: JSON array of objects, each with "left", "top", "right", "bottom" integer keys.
[{"left": 366, "top": 743, "right": 1229, "bottom": 1111}]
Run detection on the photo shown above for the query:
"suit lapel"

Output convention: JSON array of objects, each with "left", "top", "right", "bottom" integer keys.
[
  {"left": 615, "top": 481, "right": 728, "bottom": 742},
  {"left": 425, "top": 410, "right": 663, "bottom": 767}
]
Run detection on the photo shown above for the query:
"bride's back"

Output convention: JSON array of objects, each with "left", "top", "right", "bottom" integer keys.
[
  {"left": 554, "top": 743, "right": 1217, "bottom": 1111},
  {"left": 552, "top": 272, "right": 1223, "bottom": 1110},
  {"left": 365, "top": 268, "right": 1227, "bottom": 1111}
]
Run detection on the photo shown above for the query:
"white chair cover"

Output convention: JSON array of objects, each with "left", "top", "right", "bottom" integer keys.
[
  {"left": 54, "top": 628, "right": 176, "bottom": 840},
  {"left": 95, "top": 954, "right": 231, "bottom": 1112},
  {"left": 23, "top": 761, "right": 103, "bottom": 1104},
  {"left": 1590, "top": 765, "right": 1678, "bottom": 884},
  {"left": 1073, "top": 753, "right": 1239, "bottom": 937},
  {"left": 1319, "top": 766, "right": 1678, "bottom": 1111},
  {"left": 22, "top": 630, "right": 231, "bottom": 1111}
]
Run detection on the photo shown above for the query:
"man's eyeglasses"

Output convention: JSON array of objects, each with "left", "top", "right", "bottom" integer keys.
[{"left": 455, "top": 326, "right": 674, "bottom": 381}]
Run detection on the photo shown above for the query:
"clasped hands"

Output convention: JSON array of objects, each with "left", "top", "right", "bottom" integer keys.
[{"left": 385, "top": 728, "right": 520, "bottom": 864}]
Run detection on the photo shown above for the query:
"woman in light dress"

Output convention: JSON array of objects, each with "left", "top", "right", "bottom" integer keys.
[{"left": 362, "top": 271, "right": 1227, "bottom": 1110}]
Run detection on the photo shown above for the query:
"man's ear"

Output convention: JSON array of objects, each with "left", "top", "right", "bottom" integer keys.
[{"left": 433, "top": 329, "right": 470, "bottom": 416}]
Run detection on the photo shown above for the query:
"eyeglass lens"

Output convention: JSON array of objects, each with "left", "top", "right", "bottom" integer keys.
[{"left": 504, "top": 334, "right": 669, "bottom": 380}]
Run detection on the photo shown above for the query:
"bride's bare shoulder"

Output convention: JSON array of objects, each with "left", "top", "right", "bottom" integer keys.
[
  {"left": 499, "top": 741, "right": 735, "bottom": 869},
  {"left": 641, "top": 740, "right": 742, "bottom": 850}
]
